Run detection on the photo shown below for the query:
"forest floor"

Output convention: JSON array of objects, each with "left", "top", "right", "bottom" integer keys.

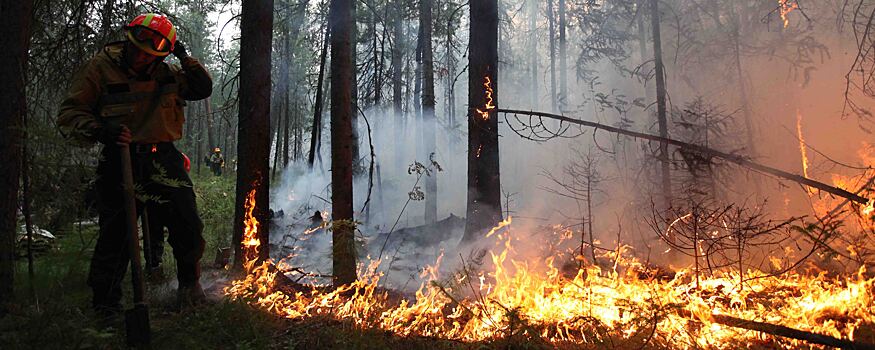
[{"left": 0, "top": 170, "right": 515, "bottom": 350}]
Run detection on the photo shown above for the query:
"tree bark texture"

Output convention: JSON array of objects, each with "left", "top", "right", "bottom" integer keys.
[
  {"left": 558, "top": 0, "right": 567, "bottom": 110},
  {"left": 351, "top": 1, "right": 360, "bottom": 170},
  {"left": 392, "top": 0, "right": 404, "bottom": 171},
  {"left": 421, "top": 0, "right": 437, "bottom": 224},
  {"left": 233, "top": 0, "right": 274, "bottom": 269},
  {"left": 547, "top": 0, "right": 557, "bottom": 112},
  {"left": 529, "top": 0, "right": 538, "bottom": 108},
  {"left": 650, "top": 0, "right": 672, "bottom": 209},
  {"left": 0, "top": 0, "right": 34, "bottom": 304},
  {"left": 308, "top": 23, "right": 330, "bottom": 168},
  {"left": 462, "top": 0, "right": 502, "bottom": 243},
  {"left": 329, "top": 0, "right": 357, "bottom": 286}
]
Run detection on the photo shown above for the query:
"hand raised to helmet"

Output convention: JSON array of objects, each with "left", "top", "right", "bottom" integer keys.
[{"left": 173, "top": 41, "right": 189, "bottom": 59}]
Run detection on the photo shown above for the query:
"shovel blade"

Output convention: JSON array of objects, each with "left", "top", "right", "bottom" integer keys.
[{"left": 125, "top": 304, "right": 151, "bottom": 347}]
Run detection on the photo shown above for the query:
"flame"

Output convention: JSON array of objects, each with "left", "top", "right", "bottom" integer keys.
[
  {"left": 796, "top": 111, "right": 811, "bottom": 182},
  {"left": 484, "top": 216, "right": 512, "bottom": 238},
  {"left": 225, "top": 213, "right": 875, "bottom": 347},
  {"left": 475, "top": 76, "right": 495, "bottom": 121},
  {"left": 778, "top": 0, "right": 798, "bottom": 28},
  {"left": 241, "top": 188, "right": 261, "bottom": 271},
  {"left": 797, "top": 115, "right": 875, "bottom": 227}
]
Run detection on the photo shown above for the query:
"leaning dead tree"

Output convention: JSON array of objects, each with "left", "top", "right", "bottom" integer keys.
[{"left": 500, "top": 108, "right": 870, "bottom": 204}]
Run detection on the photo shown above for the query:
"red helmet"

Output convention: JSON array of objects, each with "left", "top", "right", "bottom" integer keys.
[
  {"left": 182, "top": 152, "right": 191, "bottom": 172},
  {"left": 125, "top": 13, "right": 177, "bottom": 57}
]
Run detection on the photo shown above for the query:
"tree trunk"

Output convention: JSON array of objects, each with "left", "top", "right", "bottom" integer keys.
[
  {"left": 195, "top": 103, "right": 203, "bottom": 175},
  {"left": 282, "top": 6, "right": 291, "bottom": 169},
  {"left": 636, "top": 1, "right": 654, "bottom": 103},
  {"left": 100, "top": 0, "right": 116, "bottom": 44},
  {"left": 0, "top": 0, "right": 34, "bottom": 305},
  {"left": 421, "top": 0, "right": 437, "bottom": 224},
  {"left": 414, "top": 23, "right": 423, "bottom": 161},
  {"left": 547, "top": 0, "right": 557, "bottom": 112},
  {"left": 650, "top": 0, "right": 672, "bottom": 209},
  {"left": 371, "top": 0, "right": 382, "bottom": 106},
  {"left": 462, "top": 0, "right": 502, "bottom": 243},
  {"left": 283, "top": 100, "right": 290, "bottom": 167},
  {"left": 329, "top": 0, "right": 357, "bottom": 287},
  {"left": 445, "top": 3, "right": 457, "bottom": 145},
  {"left": 558, "top": 0, "right": 567, "bottom": 110},
  {"left": 308, "top": 23, "right": 330, "bottom": 168},
  {"left": 21, "top": 111, "right": 35, "bottom": 296},
  {"left": 233, "top": 0, "right": 273, "bottom": 269},
  {"left": 351, "top": 1, "right": 360, "bottom": 171},
  {"left": 293, "top": 100, "right": 301, "bottom": 160},
  {"left": 206, "top": 98, "right": 214, "bottom": 154},
  {"left": 272, "top": 109, "right": 282, "bottom": 178},
  {"left": 392, "top": 0, "right": 404, "bottom": 171},
  {"left": 529, "top": 0, "right": 538, "bottom": 108}
]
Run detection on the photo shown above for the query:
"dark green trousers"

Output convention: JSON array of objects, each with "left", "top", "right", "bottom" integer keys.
[{"left": 88, "top": 143, "right": 204, "bottom": 310}]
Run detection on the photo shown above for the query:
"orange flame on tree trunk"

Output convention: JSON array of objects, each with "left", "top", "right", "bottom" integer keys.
[
  {"left": 241, "top": 188, "right": 261, "bottom": 271},
  {"left": 476, "top": 76, "right": 495, "bottom": 121}
]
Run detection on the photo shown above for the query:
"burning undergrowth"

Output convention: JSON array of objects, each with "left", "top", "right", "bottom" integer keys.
[{"left": 225, "top": 189, "right": 875, "bottom": 349}]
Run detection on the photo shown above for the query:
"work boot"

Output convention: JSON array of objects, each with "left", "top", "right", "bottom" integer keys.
[
  {"left": 176, "top": 282, "right": 206, "bottom": 309},
  {"left": 92, "top": 302, "right": 123, "bottom": 330}
]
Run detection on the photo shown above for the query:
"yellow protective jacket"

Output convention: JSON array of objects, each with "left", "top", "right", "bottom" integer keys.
[{"left": 57, "top": 41, "right": 212, "bottom": 145}]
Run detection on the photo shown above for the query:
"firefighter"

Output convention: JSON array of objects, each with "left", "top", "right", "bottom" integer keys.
[
  {"left": 208, "top": 147, "right": 224, "bottom": 176},
  {"left": 57, "top": 13, "right": 212, "bottom": 314}
]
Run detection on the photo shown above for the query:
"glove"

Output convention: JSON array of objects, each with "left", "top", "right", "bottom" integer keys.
[
  {"left": 172, "top": 41, "right": 189, "bottom": 59},
  {"left": 95, "top": 123, "right": 129, "bottom": 145}
]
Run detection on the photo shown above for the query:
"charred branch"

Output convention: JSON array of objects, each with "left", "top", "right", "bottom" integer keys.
[{"left": 500, "top": 108, "right": 870, "bottom": 204}]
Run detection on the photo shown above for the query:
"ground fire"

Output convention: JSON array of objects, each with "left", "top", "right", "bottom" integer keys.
[{"left": 226, "top": 189, "right": 875, "bottom": 349}]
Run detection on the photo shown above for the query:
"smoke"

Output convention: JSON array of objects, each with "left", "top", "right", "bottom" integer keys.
[{"left": 264, "top": 2, "right": 875, "bottom": 290}]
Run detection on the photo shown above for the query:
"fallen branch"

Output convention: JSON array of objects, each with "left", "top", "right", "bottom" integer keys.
[
  {"left": 500, "top": 109, "right": 870, "bottom": 204},
  {"left": 676, "top": 309, "right": 875, "bottom": 349}
]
